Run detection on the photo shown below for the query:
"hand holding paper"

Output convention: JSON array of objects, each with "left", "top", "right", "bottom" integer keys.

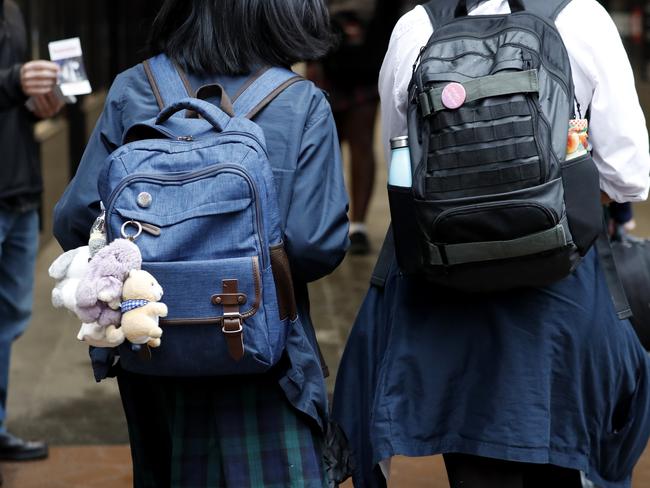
[{"left": 20, "top": 60, "right": 59, "bottom": 97}]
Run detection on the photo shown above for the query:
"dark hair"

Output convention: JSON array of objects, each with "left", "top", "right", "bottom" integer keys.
[{"left": 149, "top": 0, "right": 333, "bottom": 76}]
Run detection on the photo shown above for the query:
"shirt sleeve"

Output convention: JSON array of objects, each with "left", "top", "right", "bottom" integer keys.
[
  {"left": 53, "top": 73, "right": 128, "bottom": 251},
  {"left": 283, "top": 96, "right": 350, "bottom": 283},
  {"left": 378, "top": 6, "right": 433, "bottom": 163},
  {"left": 559, "top": 0, "right": 650, "bottom": 202}
]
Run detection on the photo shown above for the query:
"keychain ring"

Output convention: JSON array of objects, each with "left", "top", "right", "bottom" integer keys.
[{"left": 121, "top": 220, "right": 143, "bottom": 241}]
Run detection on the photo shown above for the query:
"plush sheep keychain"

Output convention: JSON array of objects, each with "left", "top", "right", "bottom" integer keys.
[{"left": 75, "top": 238, "right": 142, "bottom": 327}]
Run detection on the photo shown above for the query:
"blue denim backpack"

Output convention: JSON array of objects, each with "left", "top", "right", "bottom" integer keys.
[{"left": 97, "top": 55, "right": 301, "bottom": 376}]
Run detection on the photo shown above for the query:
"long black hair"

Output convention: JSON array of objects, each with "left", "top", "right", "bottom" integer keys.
[{"left": 149, "top": 0, "right": 333, "bottom": 76}]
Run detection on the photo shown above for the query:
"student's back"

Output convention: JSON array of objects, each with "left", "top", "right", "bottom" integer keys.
[
  {"left": 332, "top": 1, "right": 650, "bottom": 487},
  {"left": 53, "top": 1, "right": 348, "bottom": 486}
]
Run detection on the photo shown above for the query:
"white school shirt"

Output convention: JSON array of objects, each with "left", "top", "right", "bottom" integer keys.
[{"left": 379, "top": 0, "right": 650, "bottom": 203}]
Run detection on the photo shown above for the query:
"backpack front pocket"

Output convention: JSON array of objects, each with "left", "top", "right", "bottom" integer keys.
[
  {"left": 118, "top": 256, "right": 287, "bottom": 377},
  {"left": 106, "top": 165, "right": 265, "bottom": 263}
]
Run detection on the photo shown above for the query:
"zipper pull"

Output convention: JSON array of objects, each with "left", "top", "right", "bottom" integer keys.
[
  {"left": 120, "top": 220, "right": 161, "bottom": 241},
  {"left": 177, "top": 136, "right": 194, "bottom": 142},
  {"left": 140, "top": 222, "right": 161, "bottom": 237}
]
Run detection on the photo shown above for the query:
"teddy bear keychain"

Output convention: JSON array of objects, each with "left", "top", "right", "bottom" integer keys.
[
  {"left": 113, "top": 219, "right": 168, "bottom": 352},
  {"left": 105, "top": 269, "right": 167, "bottom": 351}
]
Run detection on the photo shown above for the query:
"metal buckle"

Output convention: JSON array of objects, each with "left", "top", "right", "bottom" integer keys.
[
  {"left": 222, "top": 312, "right": 243, "bottom": 334},
  {"left": 222, "top": 323, "right": 243, "bottom": 335}
]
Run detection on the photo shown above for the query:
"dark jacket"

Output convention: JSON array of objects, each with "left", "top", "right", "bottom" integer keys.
[
  {"left": 0, "top": 0, "right": 41, "bottom": 210},
  {"left": 53, "top": 63, "right": 350, "bottom": 429}
]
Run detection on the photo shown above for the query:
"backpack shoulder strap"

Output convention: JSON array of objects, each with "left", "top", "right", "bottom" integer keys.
[
  {"left": 422, "top": 0, "right": 460, "bottom": 30},
  {"left": 370, "top": 225, "right": 395, "bottom": 288},
  {"left": 424, "top": 0, "right": 573, "bottom": 25},
  {"left": 232, "top": 66, "right": 304, "bottom": 119},
  {"left": 143, "top": 54, "right": 195, "bottom": 110},
  {"left": 521, "top": 0, "right": 572, "bottom": 21}
]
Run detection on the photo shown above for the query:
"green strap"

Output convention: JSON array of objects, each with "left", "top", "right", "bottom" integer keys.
[
  {"left": 428, "top": 223, "right": 567, "bottom": 266},
  {"left": 419, "top": 70, "right": 539, "bottom": 117}
]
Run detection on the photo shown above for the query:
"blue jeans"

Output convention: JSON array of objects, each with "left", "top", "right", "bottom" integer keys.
[{"left": 0, "top": 209, "right": 39, "bottom": 429}]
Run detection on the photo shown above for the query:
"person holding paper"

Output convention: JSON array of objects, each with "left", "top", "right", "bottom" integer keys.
[{"left": 0, "top": 0, "right": 64, "bottom": 463}]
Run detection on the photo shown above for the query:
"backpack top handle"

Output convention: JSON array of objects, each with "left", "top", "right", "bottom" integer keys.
[
  {"left": 455, "top": 0, "right": 525, "bottom": 18},
  {"left": 156, "top": 98, "right": 231, "bottom": 133}
]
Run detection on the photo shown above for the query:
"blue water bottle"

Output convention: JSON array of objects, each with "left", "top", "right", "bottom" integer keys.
[{"left": 388, "top": 136, "right": 412, "bottom": 187}]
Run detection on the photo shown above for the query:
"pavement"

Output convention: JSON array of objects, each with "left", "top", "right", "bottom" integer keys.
[{"left": 3, "top": 136, "right": 650, "bottom": 487}]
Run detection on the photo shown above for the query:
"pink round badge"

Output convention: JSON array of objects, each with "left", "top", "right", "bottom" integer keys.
[{"left": 441, "top": 83, "right": 467, "bottom": 110}]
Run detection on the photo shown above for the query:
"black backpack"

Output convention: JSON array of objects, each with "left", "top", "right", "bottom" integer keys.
[{"left": 388, "top": 0, "right": 604, "bottom": 292}]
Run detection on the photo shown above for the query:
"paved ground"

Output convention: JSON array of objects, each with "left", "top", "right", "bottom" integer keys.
[{"left": 4, "top": 134, "right": 650, "bottom": 486}]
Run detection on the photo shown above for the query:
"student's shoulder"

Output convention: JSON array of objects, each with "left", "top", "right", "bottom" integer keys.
[
  {"left": 393, "top": 5, "right": 431, "bottom": 42},
  {"left": 275, "top": 75, "right": 333, "bottom": 127},
  {"left": 557, "top": 0, "right": 616, "bottom": 30},
  {"left": 105, "top": 64, "right": 158, "bottom": 113}
]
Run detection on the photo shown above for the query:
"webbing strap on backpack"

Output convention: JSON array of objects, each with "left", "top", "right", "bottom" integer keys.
[
  {"left": 231, "top": 67, "right": 304, "bottom": 119},
  {"left": 520, "top": 0, "right": 573, "bottom": 21},
  {"left": 597, "top": 230, "right": 633, "bottom": 320},
  {"left": 423, "top": 0, "right": 573, "bottom": 28},
  {"left": 371, "top": 220, "right": 633, "bottom": 319},
  {"left": 422, "top": 0, "right": 458, "bottom": 30},
  {"left": 144, "top": 54, "right": 304, "bottom": 121},
  {"left": 143, "top": 55, "right": 194, "bottom": 111},
  {"left": 370, "top": 226, "right": 395, "bottom": 288}
]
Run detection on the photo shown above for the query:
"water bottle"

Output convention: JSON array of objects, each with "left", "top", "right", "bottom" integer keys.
[{"left": 388, "top": 136, "right": 412, "bottom": 187}]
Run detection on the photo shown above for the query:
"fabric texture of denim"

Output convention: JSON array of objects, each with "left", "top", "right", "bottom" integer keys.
[
  {"left": 98, "top": 56, "right": 298, "bottom": 376},
  {"left": 53, "top": 61, "right": 349, "bottom": 429},
  {"left": 0, "top": 208, "right": 39, "bottom": 430}
]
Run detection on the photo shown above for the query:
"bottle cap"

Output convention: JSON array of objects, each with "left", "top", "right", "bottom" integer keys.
[{"left": 390, "top": 136, "right": 409, "bottom": 149}]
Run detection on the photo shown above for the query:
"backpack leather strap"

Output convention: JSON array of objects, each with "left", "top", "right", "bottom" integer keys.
[
  {"left": 220, "top": 279, "right": 245, "bottom": 361},
  {"left": 231, "top": 67, "right": 305, "bottom": 120},
  {"left": 143, "top": 54, "right": 195, "bottom": 111},
  {"left": 232, "top": 66, "right": 272, "bottom": 103},
  {"left": 245, "top": 76, "right": 304, "bottom": 120}
]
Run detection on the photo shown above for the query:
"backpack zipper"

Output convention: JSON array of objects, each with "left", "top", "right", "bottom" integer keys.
[{"left": 105, "top": 164, "right": 267, "bottom": 268}]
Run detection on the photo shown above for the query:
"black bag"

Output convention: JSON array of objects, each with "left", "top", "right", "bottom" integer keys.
[
  {"left": 389, "top": 0, "right": 603, "bottom": 292},
  {"left": 612, "top": 233, "right": 650, "bottom": 350}
]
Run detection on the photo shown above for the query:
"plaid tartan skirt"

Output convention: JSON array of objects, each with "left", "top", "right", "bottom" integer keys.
[{"left": 117, "top": 368, "right": 328, "bottom": 488}]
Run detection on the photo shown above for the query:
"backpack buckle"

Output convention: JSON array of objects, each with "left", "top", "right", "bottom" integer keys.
[
  {"left": 219, "top": 280, "right": 245, "bottom": 361},
  {"left": 222, "top": 312, "right": 243, "bottom": 334},
  {"left": 418, "top": 91, "right": 433, "bottom": 118}
]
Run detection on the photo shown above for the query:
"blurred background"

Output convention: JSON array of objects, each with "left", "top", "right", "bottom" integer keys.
[{"left": 4, "top": 1, "right": 650, "bottom": 487}]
